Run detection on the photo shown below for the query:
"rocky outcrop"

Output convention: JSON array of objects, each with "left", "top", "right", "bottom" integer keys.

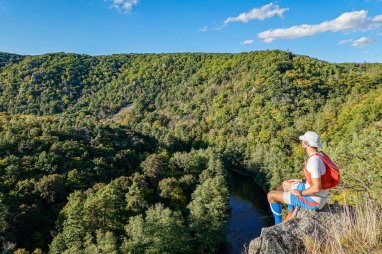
[{"left": 248, "top": 203, "right": 352, "bottom": 254}]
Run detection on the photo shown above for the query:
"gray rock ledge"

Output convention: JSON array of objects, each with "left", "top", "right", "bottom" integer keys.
[{"left": 248, "top": 203, "right": 352, "bottom": 254}]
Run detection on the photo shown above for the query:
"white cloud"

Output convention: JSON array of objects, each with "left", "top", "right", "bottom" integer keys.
[
  {"left": 338, "top": 38, "right": 353, "bottom": 45},
  {"left": 110, "top": 0, "right": 139, "bottom": 12},
  {"left": 224, "top": 3, "right": 288, "bottom": 25},
  {"left": 198, "top": 26, "right": 208, "bottom": 32},
  {"left": 337, "top": 36, "right": 376, "bottom": 47},
  {"left": 372, "top": 14, "right": 382, "bottom": 22},
  {"left": 351, "top": 36, "right": 375, "bottom": 47},
  {"left": 258, "top": 10, "right": 382, "bottom": 42},
  {"left": 241, "top": 40, "right": 254, "bottom": 45}
]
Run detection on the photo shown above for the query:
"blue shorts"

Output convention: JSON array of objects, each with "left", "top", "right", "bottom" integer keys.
[{"left": 283, "top": 182, "right": 320, "bottom": 210}]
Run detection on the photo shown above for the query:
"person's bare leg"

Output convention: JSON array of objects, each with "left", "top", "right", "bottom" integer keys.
[
  {"left": 267, "top": 190, "right": 285, "bottom": 203},
  {"left": 267, "top": 190, "right": 285, "bottom": 224}
]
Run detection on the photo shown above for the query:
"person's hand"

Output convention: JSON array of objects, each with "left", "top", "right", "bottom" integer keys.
[{"left": 289, "top": 189, "right": 301, "bottom": 196}]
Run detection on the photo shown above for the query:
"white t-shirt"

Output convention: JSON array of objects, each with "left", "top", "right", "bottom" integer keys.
[{"left": 304, "top": 152, "right": 329, "bottom": 209}]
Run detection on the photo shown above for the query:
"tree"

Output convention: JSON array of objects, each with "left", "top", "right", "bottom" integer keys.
[
  {"left": 0, "top": 201, "right": 8, "bottom": 234},
  {"left": 158, "top": 177, "right": 187, "bottom": 209},
  {"left": 34, "top": 174, "right": 66, "bottom": 203},
  {"left": 122, "top": 203, "right": 192, "bottom": 254},
  {"left": 140, "top": 154, "right": 170, "bottom": 186},
  {"left": 84, "top": 230, "right": 119, "bottom": 254},
  {"left": 187, "top": 175, "right": 229, "bottom": 253},
  {"left": 125, "top": 173, "right": 154, "bottom": 214},
  {"left": 50, "top": 191, "right": 87, "bottom": 253},
  {"left": 50, "top": 177, "right": 131, "bottom": 253},
  {"left": 125, "top": 180, "right": 151, "bottom": 214},
  {"left": 198, "top": 153, "right": 227, "bottom": 184}
]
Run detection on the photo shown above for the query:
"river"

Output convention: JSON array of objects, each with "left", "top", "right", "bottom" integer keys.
[{"left": 219, "top": 169, "right": 274, "bottom": 254}]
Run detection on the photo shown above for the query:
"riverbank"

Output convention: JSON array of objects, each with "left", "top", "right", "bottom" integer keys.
[{"left": 219, "top": 169, "right": 273, "bottom": 254}]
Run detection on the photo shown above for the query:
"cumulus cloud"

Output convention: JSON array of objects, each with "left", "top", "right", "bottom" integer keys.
[
  {"left": 337, "top": 36, "right": 376, "bottom": 47},
  {"left": 240, "top": 40, "right": 254, "bottom": 45},
  {"left": 338, "top": 38, "right": 353, "bottom": 45},
  {"left": 351, "top": 36, "right": 375, "bottom": 47},
  {"left": 258, "top": 10, "right": 382, "bottom": 42},
  {"left": 110, "top": 0, "right": 139, "bottom": 12},
  {"left": 224, "top": 3, "right": 288, "bottom": 25},
  {"left": 198, "top": 26, "right": 208, "bottom": 32},
  {"left": 372, "top": 14, "right": 382, "bottom": 22}
]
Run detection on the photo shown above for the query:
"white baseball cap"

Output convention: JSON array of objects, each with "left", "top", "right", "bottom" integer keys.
[{"left": 299, "top": 131, "right": 323, "bottom": 148}]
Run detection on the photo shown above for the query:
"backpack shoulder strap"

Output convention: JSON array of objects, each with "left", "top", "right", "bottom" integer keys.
[{"left": 315, "top": 152, "right": 331, "bottom": 164}]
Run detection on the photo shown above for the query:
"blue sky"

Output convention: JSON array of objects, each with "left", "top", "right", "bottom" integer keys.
[{"left": 0, "top": 0, "right": 381, "bottom": 62}]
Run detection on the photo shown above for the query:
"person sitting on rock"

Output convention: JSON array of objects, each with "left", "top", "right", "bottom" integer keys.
[{"left": 267, "top": 131, "right": 340, "bottom": 225}]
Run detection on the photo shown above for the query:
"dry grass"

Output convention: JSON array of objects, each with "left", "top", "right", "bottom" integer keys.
[
  {"left": 241, "top": 193, "right": 382, "bottom": 254},
  {"left": 303, "top": 198, "right": 382, "bottom": 254}
]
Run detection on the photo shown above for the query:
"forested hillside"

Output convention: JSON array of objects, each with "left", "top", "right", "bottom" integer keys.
[{"left": 0, "top": 50, "right": 381, "bottom": 253}]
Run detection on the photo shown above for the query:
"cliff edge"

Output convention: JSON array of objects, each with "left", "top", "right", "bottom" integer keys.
[{"left": 248, "top": 203, "right": 351, "bottom": 254}]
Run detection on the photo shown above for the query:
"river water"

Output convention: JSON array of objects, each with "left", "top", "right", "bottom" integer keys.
[{"left": 219, "top": 169, "right": 273, "bottom": 254}]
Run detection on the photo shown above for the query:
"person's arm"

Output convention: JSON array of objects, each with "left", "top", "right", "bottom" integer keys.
[
  {"left": 290, "top": 156, "right": 323, "bottom": 196},
  {"left": 286, "top": 178, "right": 302, "bottom": 183},
  {"left": 281, "top": 178, "right": 302, "bottom": 192},
  {"left": 292, "top": 178, "right": 321, "bottom": 196}
]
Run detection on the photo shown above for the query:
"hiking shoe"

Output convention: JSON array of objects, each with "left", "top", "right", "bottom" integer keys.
[{"left": 282, "top": 210, "right": 294, "bottom": 222}]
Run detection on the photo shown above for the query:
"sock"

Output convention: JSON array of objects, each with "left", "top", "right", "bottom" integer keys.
[
  {"left": 287, "top": 204, "right": 294, "bottom": 212},
  {"left": 270, "top": 202, "right": 282, "bottom": 225}
]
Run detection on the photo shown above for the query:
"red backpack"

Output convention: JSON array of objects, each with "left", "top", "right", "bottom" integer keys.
[{"left": 303, "top": 151, "right": 340, "bottom": 189}]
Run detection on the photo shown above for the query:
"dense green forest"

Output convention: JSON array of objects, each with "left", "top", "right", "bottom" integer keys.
[{"left": 0, "top": 51, "right": 381, "bottom": 253}]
